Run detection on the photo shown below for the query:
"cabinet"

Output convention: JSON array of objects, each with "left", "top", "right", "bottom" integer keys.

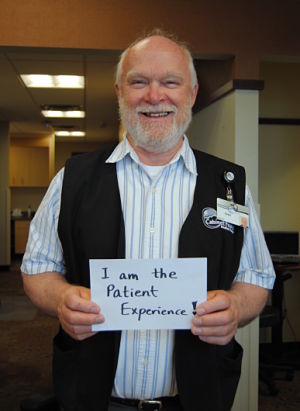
[
  {"left": 10, "top": 146, "right": 49, "bottom": 187},
  {"left": 14, "top": 220, "right": 30, "bottom": 254}
]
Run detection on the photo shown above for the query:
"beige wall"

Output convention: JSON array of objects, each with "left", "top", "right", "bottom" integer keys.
[
  {"left": 259, "top": 61, "right": 300, "bottom": 341},
  {"left": 1, "top": 1, "right": 300, "bottom": 79},
  {"left": 55, "top": 141, "right": 104, "bottom": 173},
  {"left": 11, "top": 188, "right": 47, "bottom": 212},
  {"left": 187, "top": 92, "right": 236, "bottom": 162},
  {"left": 188, "top": 90, "right": 260, "bottom": 200},
  {"left": 10, "top": 135, "right": 54, "bottom": 213},
  {"left": 260, "top": 62, "right": 300, "bottom": 118},
  {"left": 188, "top": 90, "right": 260, "bottom": 411},
  {"left": 10, "top": 140, "right": 104, "bottom": 212}
]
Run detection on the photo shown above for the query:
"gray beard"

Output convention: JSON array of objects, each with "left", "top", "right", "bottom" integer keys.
[{"left": 119, "top": 98, "right": 192, "bottom": 153}]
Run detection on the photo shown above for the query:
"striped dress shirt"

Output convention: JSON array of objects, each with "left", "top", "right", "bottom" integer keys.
[{"left": 21, "top": 135, "right": 275, "bottom": 399}]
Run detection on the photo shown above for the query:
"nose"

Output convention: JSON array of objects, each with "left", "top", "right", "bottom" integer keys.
[{"left": 145, "top": 81, "right": 164, "bottom": 104}]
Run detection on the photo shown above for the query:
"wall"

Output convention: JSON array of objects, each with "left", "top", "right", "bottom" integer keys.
[
  {"left": 188, "top": 89, "right": 260, "bottom": 411},
  {"left": 1, "top": 1, "right": 300, "bottom": 79},
  {"left": 55, "top": 141, "right": 103, "bottom": 173},
  {"left": 10, "top": 135, "right": 54, "bottom": 214},
  {"left": 188, "top": 92, "right": 236, "bottom": 161},
  {"left": 0, "top": 122, "right": 10, "bottom": 266},
  {"left": 188, "top": 89, "right": 259, "bottom": 199},
  {"left": 259, "top": 61, "right": 300, "bottom": 341},
  {"left": 10, "top": 188, "right": 47, "bottom": 212},
  {"left": 10, "top": 140, "right": 106, "bottom": 210}
]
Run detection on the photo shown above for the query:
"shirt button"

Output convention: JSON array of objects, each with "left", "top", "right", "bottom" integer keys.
[
  {"left": 150, "top": 227, "right": 155, "bottom": 234},
  {"left": 143, "top": 359, "right": 148, "bottom": 366}
]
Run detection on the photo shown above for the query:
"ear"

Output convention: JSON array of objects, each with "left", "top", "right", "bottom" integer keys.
[
  {"left": 114, "top": 83, "right": 120, "bottom": 99},
  {"left": 190, "top": 83, "right": 199, "bottom": 108}
]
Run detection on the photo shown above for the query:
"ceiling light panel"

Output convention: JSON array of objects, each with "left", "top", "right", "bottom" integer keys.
[
  {"left": 21, "top": 74, "right": 84, "bottom": 88},
  {"left": 55, "top": 130, "right": 85, "bottom": 137},
  {"left": 42, "top": 110, "right": 85, "bottom": 118}
]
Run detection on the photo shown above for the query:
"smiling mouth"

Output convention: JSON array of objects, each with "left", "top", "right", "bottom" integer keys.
[{"left": 141, "top": 111, "right": 172, "bottom": 118}]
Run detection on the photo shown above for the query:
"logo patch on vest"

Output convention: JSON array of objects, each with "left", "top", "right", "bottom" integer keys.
[{"left": 202, "top": 207, "right": 235, "bottom": 234}]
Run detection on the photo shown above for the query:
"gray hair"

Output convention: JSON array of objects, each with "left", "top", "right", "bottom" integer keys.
[{"left": 115, "top": 28, "right": 198, "bottom": 90}]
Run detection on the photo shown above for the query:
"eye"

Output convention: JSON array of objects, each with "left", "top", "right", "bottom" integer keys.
[
  {"left": 164, "top": 79, "right": 180, "bottom": 88},
  {"left": 129, "top": 78, "right": 148, "bottom": 88}
]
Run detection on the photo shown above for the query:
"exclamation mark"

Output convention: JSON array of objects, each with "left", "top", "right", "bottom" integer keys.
[{"left": 192, "top": 301, "right": 197, "bottom": 315}]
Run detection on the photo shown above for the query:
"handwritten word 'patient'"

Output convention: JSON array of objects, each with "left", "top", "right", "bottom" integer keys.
[{"left": 106, "top": 284, "right": 159, "bottom": 298}]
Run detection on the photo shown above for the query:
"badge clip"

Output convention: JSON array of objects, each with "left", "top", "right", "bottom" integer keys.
[
  {"left": 217, "top": 170, "right": 249, "bottom": 228},
  {"left": 224, "top": 171, "right": 235, "bottom": 203}
]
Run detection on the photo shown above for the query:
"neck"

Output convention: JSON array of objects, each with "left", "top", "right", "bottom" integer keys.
[{"left": 127, "top": 135, "right": 184, "bottom": 165}]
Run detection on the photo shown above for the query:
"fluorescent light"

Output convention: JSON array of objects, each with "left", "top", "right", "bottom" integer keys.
[
  {"left": 55, "top": 131, "right": 69, "bottom": 136},
  {"left": 42, "top": 110, "right": 64, "bottom": 118},
  {"left": 71, "top": 131, "right": 85, "bottom": 137},
  {"left": 56, "top": 75, "right": 84, "bottom": 88},
  {"left": 65, "top": 110, "right": 85, "bottom": 118},
  {"left": 55, "top": 131, "right": 85, "bottom": 137},
  {"left": 42, "top": 110, "right": 85, "bottom": 118},
  {"left": 21, "top": 74, "right": 84, "bottom": 88},
  {"left": 21, "top": 74, "right": 54, "bottom": 88}
]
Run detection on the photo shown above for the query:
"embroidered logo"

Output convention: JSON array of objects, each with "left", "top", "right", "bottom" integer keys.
[{"left": 202, "top": 207, "right": 234, "bottom": 234}]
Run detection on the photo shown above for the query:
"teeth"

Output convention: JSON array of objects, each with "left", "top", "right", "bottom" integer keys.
[{"left": 144, "top": 112, "right": 169, "bottom": 117}]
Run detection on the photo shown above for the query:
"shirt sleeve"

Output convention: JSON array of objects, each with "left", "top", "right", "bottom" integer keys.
[
  {"left": 21, "top": 168, "right": 66, "bottom": 275},
  {"left": 234, "top": 185, "right": 276, "bottom": 289}
]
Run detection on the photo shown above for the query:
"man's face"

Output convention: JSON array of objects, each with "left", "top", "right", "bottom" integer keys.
[{"left": 116, "top": 36, "right": 198, "bottom": 153}]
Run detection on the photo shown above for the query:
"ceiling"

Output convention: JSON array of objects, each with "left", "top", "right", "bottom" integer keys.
[
  {"left": 0, "top": 47, "right": 243, "bottom": 146},
  {"left": 0, "top": 47, "right": 121, "bottom": 144}
]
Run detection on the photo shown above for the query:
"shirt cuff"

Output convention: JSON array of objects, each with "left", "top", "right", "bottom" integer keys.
[{"left": 234, "top": 269, "right": 276, "bottom": 290}]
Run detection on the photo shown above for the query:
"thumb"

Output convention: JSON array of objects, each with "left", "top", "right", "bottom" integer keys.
[
  {"left": 78, "top": 286, "right": 92, "bottom": 300},
  {"left": 73, "top": 286, "right": 100, "bottom": 313}
]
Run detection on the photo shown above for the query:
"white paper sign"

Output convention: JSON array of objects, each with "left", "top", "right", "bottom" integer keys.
[{"left": 90, "top": 258, "right": 207, "bottom": 331}]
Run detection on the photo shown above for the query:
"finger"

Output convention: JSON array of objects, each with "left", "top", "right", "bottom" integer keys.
[
  {"left": 65, "top": 288, "right": 100, "bottom": 314},
  {"left": 191, "top": 323, "right": 236, "bottom": 346},
  {"left": 192, "top": 309, "right": 232, "bottom": 327},
  {"left": 191, "top": 322, "right": 233, "bottom": 337},
  {"left": 64, "top": 322, "right": 96, "bottom": 336},
  {"left": 196, "top": 292, "right": 230, "bottom": 316},
  {"left": 62, "top": 307, "right": 104, "bottom": 326},
  {"left": 62, "top": 324, "right": 98, "bottom": 341},
  {"left": 60, "top": 318, "right": 102, "bottom": 341}
]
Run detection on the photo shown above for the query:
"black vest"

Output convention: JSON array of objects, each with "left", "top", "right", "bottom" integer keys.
[{"left": 54, "top": 146, "right": 245, "bottom": 411}]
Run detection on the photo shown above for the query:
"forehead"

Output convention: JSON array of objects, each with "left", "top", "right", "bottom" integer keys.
[{"left": 122, "top": 36, "right": 190, "bottom": 80}]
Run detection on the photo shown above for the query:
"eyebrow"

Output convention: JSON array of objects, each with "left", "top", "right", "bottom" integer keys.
[
  {"left": 126, "top": 71, "right": 145, "bottom": 81},
  {"left": 126, "top": 71, "right": 184, "bottom": 82}
]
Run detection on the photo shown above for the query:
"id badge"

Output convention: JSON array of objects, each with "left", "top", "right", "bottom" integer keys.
[{"left": 217, "top": 198, "right": 249, "bottom": 228}]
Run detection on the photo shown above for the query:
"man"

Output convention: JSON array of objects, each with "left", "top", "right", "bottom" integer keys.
[{"left": 21, "top": 30, "right": 275, "bottom": 411}]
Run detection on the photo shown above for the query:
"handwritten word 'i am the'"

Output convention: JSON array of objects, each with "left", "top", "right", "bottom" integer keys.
[{"left": 100, "top": 267, "right": 178, "bottom": 280}]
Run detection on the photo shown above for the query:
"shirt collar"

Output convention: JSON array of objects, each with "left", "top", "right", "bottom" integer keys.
[{"left": 106, "top": 132, "right": 197, "bottom": 176}]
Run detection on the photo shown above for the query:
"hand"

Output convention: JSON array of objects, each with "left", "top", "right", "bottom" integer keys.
[
  {"left": 57, "top": 285, "right": 104, "bottom": 340},
  {"left": 191, "top": 289, "right": 239, "bottom": 346}
]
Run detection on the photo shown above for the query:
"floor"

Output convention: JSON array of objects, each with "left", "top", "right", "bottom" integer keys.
[{"left": 0, "top": 259, "right": 299, "bottom": 410}]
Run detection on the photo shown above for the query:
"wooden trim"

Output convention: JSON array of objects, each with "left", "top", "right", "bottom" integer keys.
[
  {"left": 193, "top": 79, "right": 264, "bottom": 113},
  {"left": 259, "top": 118, "right": 300, "bottom": 126}
]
